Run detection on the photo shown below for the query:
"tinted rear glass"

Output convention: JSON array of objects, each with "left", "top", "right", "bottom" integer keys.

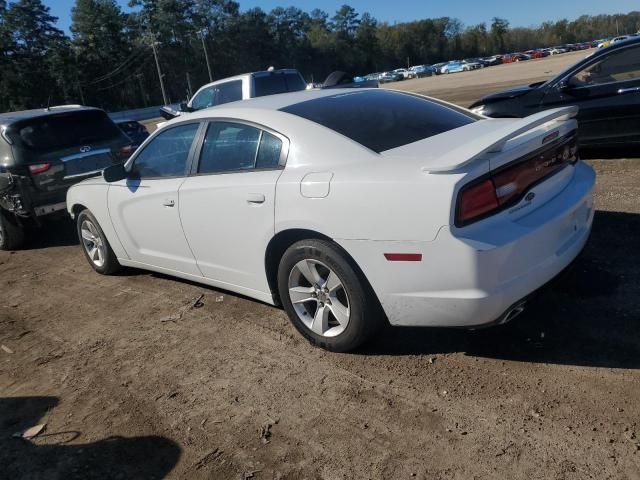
[
  {"left": 254, "top": 72, "right": 307, "bottom": 97},
  {"left": 280, "top": 90, "right": 476, "bottom": 153},
  {"left": 11, "top": 110, "right": 122, "bottom": 151}
]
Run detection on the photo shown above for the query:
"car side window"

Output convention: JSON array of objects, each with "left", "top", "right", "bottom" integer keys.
[
  {"left": 191, "top": 87, "right": 215, "bottom": 110},
  {"left": 191, "top": 81, "right": 242, "bottom": 110},
  {"left": 198, "top": 122, "right": 284, "bottom": 174},
  {"left": 131, "top": 123, "right": 199, "bottom": 178},
  {"left": 256, "top": 132, "right": 283, "bottom": 169},
  {"left": 198, "top": 122, "right": 260, "bottom": 174},
  {"left": 571, "top": 46, "right": 640, "bottom": 86}
]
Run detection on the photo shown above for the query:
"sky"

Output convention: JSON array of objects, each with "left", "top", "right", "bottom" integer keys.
[{"left": 44, "top": 0, "right": 639, "bottom": 34}]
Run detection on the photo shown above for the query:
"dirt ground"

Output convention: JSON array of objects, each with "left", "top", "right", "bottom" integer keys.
[{"left": 2, "top": 52, "right": 640, "bottom": 480}]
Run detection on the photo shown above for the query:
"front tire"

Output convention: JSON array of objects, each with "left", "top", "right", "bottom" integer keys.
[
  {"left": 0, "top": 209, "right": 25, "bottom": 251},
  {"left": 277, "top": 239, "right": 382, "bottom": 352},
  {"left": 77, "top": 210, "right": 121, "bottom": 275}
]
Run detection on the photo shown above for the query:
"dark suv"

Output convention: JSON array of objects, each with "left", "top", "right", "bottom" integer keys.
[{"left": 0, "top": 106, "right": 133, "bottom": 249}]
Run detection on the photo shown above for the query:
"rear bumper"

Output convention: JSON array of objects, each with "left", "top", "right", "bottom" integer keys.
[{"left": 338, "top": 162, "right": 596, "bottom": 327}]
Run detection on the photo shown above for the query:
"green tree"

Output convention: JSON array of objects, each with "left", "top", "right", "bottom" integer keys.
[
  {"left": 2, "top": 0, "right": 67, "bottom": 110},
  {"left": 490, "top": 17, "right": 509, "bottom": 53},
  {"left": 71, "top": 0, "right": 136, "bottom": 108}
]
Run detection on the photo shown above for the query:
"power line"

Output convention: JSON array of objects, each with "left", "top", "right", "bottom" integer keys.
[
  {"left": 81, "top": 45, "right": 151, "bottom": 86},
  {"left": 94, "top": 54, "right": 153, "bottom": 91}
]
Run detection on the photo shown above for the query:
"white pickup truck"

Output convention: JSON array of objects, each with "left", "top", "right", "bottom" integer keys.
[{"left": 160, "top": 69, "right": 308, "bottom": 120}]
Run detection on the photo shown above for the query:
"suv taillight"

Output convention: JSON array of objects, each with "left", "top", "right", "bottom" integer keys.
[
  {"left": 456, "top": 134, "right": 578, "bottom": 226},
  {"left": 28, "top": 163, "right": 51, "bottom": 174}
]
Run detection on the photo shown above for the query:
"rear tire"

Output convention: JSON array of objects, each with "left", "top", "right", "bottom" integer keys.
[
  {"left": 277, "top": 239, "right": 382, "bottom": 352},
  {"left": 0, "top": 209, "right": 25, "bottom": 251},
  {"left": 76, "top": 210, "right": 121, "bottom": 275}
]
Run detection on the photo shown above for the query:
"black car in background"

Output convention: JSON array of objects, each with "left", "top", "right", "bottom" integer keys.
[
  {"left": 0, "top": 106, "right": 132, "bottom": 249},
  {"left": 115, "top": 119, "right": 150, "bottom": 148},
  {"left": 469, "top": 37, "right": 640, "bottom": 149}
]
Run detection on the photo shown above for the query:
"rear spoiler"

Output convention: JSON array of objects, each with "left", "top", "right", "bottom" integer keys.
[{"left": 424, "top": 106, "right": 578, "bottom": 173}]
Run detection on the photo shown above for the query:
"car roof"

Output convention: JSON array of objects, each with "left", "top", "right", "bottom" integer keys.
[{"left": 0, "top": 105, "right": 101, "bottom": 128}]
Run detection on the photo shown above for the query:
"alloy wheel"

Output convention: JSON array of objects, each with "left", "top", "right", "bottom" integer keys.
[
  {"left": 287, "top": 259, "right": 350, "bottom": 337},
  {"left": 80, "top": 219, "right": 106, "bottom": 268}
]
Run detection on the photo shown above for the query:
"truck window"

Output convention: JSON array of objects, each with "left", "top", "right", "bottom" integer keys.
[
  {"left": 254, "top": 72, "right": 307, "bottom": 97},
  {"left": 191, "top": 80, "right": 243, "bottom": 110}
]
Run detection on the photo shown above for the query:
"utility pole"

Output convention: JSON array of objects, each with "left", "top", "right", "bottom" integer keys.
[
  {"left": 186, "top": 71, "right": 193, "bottom": 99},
  {"left": 151, "top": 39, "right": 169, "bottom": 105},
  {"left": 200, "top": 29, "right": 213, "bottom": 82}
]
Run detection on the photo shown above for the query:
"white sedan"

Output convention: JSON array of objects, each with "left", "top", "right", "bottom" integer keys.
[{"left": 67, "top": 89, "right": 595, "bottom": 352}]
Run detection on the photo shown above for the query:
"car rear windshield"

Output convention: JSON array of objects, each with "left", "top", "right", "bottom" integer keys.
[
  {"left": 279, "top": 90, "right": 477, "bottom": 153},
  {"left": 10, "top": 110, "right": 122, "bottom": 151},
  {"left": 254, "top": 72, "right": 307, "bottom": 97}
]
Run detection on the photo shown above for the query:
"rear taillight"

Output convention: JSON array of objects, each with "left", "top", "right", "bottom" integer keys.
[
  {"left": 458, "top": 179, "right": 499, "bottom": 223},
  {"left": 456, "top": 135, "right": 578, "bottom": 226},
  {"left": 28, "top": 163, "right": 50, "bottom": 174}
]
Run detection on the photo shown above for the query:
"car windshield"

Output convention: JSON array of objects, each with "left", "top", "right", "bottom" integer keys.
[
  {"left": 280, "top": 90, "right": 477, "bottom": 153},
  {"left": 11, "top": 110, "right": 122, "bottom": 151}
]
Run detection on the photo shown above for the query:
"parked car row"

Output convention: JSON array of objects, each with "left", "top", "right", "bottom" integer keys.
[{"left": 365, "top": 36, "right": 640, "bottom": 81}]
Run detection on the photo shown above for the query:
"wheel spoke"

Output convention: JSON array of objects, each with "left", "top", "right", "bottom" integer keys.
[
  {"left": 96, "top": 246, "right": 104, "bottom": 264},
  {"left": 311, "top": 304, "right": 330, "bottom": 335},
  {"left": 295, "top": 260, "right": 322, "bottom": 286},
  {"left": 324, "top": 271, "right": 342, "bottom": 293},
  {"left": 89, "top": 247, "right": 98, "bottom": 261},
  {"left": 81, "top": 228, "right": 95, "bottom": 243},
  {"left": 328, "top": 301, "right": 349, "bottom": 326},
  {"left": 289, "top": 286, "right": 316, "bottom": 304},
  {"left": 87, "top": 222, "right": 99, "bottom": 238}
]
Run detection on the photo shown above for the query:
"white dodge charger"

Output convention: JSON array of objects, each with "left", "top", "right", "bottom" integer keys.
[{"left": 67, "top": 89, "right": 595, "bottom": 352}]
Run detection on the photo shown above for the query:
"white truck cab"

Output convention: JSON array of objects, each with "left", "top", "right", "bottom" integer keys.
[{"left": 159, "top": 69, "right": 307, "bottom": 121}]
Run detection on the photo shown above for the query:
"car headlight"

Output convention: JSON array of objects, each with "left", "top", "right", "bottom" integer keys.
[{"left": 471, "top": 105, "right": 486, "bottom": 115}]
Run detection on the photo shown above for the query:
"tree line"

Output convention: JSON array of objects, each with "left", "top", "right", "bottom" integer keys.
[{"left": 1, "top": 0, "right": 639, "bottom": 113}]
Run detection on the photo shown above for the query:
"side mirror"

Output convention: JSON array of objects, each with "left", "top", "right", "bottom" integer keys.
[
  {"left": 103, "top": 163, "right": 127, "bottom": 183},
  {"left": 179, "top": 102, "right": 193, "bottom": 112},
  {"left": 0, "top": 173, "right": 11, "bottom": 192}
]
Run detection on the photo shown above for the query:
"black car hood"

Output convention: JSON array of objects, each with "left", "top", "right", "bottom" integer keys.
[{"left": 471, "top": 83, "right": 541, "bottom": 107}]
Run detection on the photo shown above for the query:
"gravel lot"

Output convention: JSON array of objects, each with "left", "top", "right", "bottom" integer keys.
[{"left": 2, "top": 51, "right": 640, "bottom": 480}]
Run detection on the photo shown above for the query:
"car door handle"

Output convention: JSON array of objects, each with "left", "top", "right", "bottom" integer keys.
[
  {"left": 618, "top": 86, "right": 640, "bottom": 95},
  {"left": 162, "top": 199, "right": 175, "bottom": 207},
  {"left": 246, "top": 193, "right": 265, "bottom": 204}
]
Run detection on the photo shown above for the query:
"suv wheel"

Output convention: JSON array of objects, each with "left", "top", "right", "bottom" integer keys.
[
  {"left": 77, "top": 210, "right": 121, "bottom": 275},
  {"left": 0, "top": 209, "right": 25, "bottom": 251},
  {"left": 277, "top": 239, "right": 382, "bottom": 352}
]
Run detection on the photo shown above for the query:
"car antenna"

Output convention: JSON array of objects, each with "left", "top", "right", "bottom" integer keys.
[{"left": 45, "top": 94, "right": 52, "bottom": 111}]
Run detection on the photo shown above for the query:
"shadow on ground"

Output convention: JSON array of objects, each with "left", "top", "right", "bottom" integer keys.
[
  {"left": 1, "top": 396, "right": 181, "bottom": 479},
  {"left": 21, "top": 216, "right": 79, "bottom": 250},
  {"left": 361, "top": 210, "right": 640, "bottom": 369}
]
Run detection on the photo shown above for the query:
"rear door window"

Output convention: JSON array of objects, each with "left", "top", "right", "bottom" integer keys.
[
  {"left": 12, "top": 110, "right": 122, "bottom": 151},
  {"left": 199, "top": 122, "right": 261, "bottom": 173},
  {"left": 198, "top": 122, "right": 284, "bottom": 174}
]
